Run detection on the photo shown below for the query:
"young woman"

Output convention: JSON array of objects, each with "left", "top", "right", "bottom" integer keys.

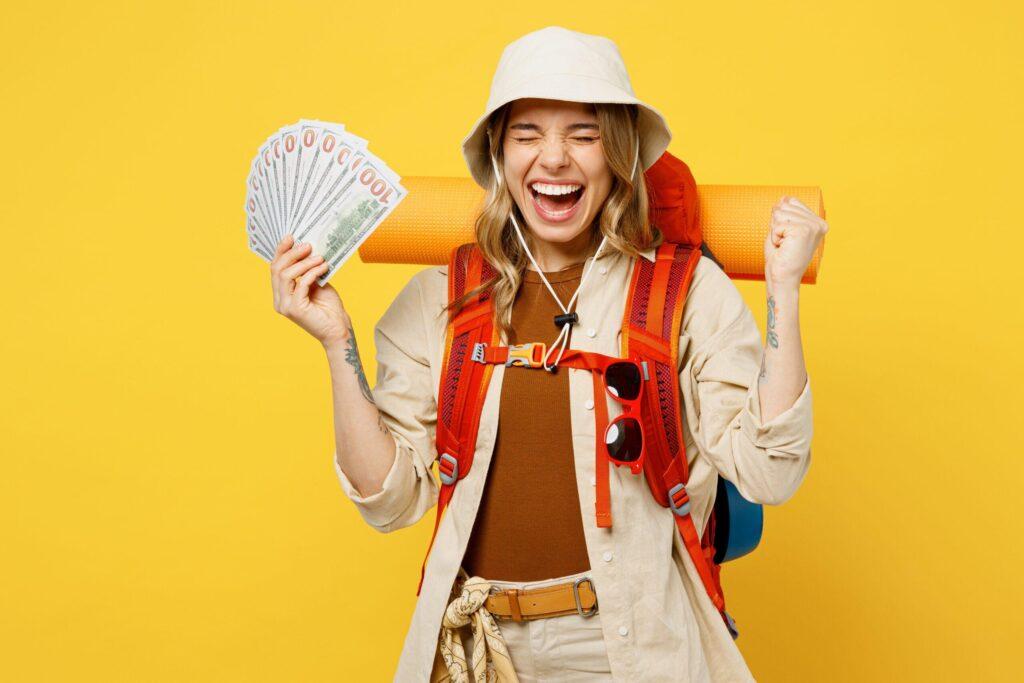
[{"left": 269, "top": 26, "right": 825, "bottom": 683}]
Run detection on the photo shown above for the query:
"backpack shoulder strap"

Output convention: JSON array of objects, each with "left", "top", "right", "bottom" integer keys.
[
  {"left": 416, "top": 243, "right": 498, "bottom": 595},
  {"left": 622, "top": 242, "right": 731, "bottom": 620},
  {"left": 435, "top": 243, "right": 499, "bottom": 483},
  {"left": 623, "top": 241, "right": 701, "bottom": 492}
]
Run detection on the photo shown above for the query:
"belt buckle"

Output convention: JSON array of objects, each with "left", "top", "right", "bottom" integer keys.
[
  {"left": 572, "top": 577, "right": 598, "bottom": 618},
  {"left": 485, "top": 585, "right": 507, "bottom": 620}
]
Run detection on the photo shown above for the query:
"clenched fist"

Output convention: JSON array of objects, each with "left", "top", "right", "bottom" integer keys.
[{"left": 764, "top": 196, "right": 829, "bottom": 288}]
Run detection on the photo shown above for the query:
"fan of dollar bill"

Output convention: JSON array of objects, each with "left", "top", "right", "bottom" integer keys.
[{"left": 244, "top": 119, "right": 407, "bottom": 285}]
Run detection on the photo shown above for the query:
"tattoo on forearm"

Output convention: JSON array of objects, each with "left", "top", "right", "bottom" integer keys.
[
  {"left": 766, "top": 295, "right": 779, "bottom": 349},
  {"left": 344, "top": 325, "right": 375, "bottom": 404},
  {"left": 759, "top": 296, "right": 779, "bottom": 383}
]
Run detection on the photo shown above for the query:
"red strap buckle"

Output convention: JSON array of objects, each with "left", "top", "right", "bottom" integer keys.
[
  {"left": 438, "top": 453, "right": 459, "bottom": 485},
  {"left": 668, "top": 483, "right": 691, "bottom": 516}
]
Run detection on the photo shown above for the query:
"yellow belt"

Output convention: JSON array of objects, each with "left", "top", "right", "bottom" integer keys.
[{"left": 432, "top": 568, "right": 601, "bottom": 682}]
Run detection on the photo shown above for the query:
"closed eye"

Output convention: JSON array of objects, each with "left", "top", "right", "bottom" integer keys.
[{"left": 512, "top": 136, "right": 599, "bottom": 143}]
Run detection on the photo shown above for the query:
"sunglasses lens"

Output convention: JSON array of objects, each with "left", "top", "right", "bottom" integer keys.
[
  {"left": 605, "top": 417, "right": 643, "bottom": 462},
  {"left": 606, "top": 362, "right": 642, "bottom": 401}
]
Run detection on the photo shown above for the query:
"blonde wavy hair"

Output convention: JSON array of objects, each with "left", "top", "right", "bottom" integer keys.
[{"left": 449, "top": 101, "right": 661, "bottom": 338}]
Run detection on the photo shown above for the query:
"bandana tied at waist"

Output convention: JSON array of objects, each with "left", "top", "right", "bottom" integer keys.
[{"left": 435, "top": 573, "right": 519, "bottom": 683}]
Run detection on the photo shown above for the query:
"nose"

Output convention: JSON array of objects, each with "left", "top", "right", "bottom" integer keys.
[{"left": 537, "top": 136, "right": 570, "bottom": 171}]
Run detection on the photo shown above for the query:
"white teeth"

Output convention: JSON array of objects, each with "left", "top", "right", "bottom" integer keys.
[{"left": 531, "top": 182, "right": 582, "bottom": 196}]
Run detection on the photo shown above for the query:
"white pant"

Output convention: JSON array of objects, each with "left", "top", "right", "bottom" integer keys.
[{"left": 432, "top": 568, "right": 613, "bottom": 681}]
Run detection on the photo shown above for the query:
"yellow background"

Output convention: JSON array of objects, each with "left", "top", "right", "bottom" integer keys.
[{"left": 3, "top": 1, "right": 1021, "bottom": 680}]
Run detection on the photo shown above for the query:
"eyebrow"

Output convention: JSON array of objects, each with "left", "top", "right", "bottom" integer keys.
[{"left": 507, "top": 122, "right": 600, "bottom": 133}]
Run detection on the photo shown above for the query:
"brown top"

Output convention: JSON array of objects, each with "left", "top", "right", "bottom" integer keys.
[{"left": 460, "top": 262, "right": 593, "bottom": 582}]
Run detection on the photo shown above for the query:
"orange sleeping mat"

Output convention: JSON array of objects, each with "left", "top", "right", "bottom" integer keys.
[{"left": 358, "top": 177, "right": 826, "bottom": 283}]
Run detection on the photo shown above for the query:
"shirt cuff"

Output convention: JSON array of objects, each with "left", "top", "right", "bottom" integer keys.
[
  {"left": 333, "top": 440, "right": 416, "bottom": 529},
  {"left": 739, "top": 373, "right": 814, "bottom": 455}
]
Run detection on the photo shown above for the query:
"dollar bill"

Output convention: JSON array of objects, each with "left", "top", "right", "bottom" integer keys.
[
  {"left": 244, "top": 119, "right": 406, "bottom": 281},
  {"left": 246, "top": 158, "right": 277, "bottom": 248},
  {"left": 291, "top": 137, "right": 365, "bottom": 242},
  {"left": 306, "top": 155, "right": 407, "bottom": 285}
]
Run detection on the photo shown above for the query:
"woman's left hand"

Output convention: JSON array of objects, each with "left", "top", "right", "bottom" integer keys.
[{"left": 764, "top": 196, "right": 829, "bottom": 288}]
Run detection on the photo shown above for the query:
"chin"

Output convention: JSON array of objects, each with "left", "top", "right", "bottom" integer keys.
[{"left": 524, "top": 218, "right": 592, "bottom": 245}]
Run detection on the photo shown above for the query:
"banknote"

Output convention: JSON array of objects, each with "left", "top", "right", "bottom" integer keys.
[
  {"left": 243, "top": 119, "right": 406, "bottom": 281},
  {"left": 290, "top": 133, "right": 365, "bottom": 241},
  {"left": 306, "top": 153, "right": 407, "bottom": 285},
  {"left": 246, "top": 159, "right": 277, "bottom": 245}
]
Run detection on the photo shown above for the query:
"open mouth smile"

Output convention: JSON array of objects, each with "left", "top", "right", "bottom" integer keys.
[{"left": 529, "top": 181, "right": 586, "bottom": 223}]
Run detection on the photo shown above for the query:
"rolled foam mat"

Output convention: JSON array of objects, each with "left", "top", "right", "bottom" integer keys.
[{"left": 358, "top": 178, "right": 825, "bottom": 283}]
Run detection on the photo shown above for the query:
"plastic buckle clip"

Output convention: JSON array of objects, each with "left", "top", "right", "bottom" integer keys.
[
  {"left": 471, "top": 342, "right": 487, "bottom": 364},
  {"left": 572, "top": 576, "right": 598, "bottom": 617},
  {"left": 668, "top": 483, "right": 691, "bottom": 517},
  {"left": 438, "top": 452, "right": 459, "bottom": 486},
  {"left": 506, "top": 342, "right": 547, "bottom": 368}
]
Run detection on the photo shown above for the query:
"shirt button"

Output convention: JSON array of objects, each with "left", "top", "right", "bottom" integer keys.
[
  {"left": 586, "top": 328, "right": 596, "bottom": 338},
  {"left": 585, "top": 399, "right": 594, "bottom": 410},
  {"left": 618, "top": 626, "right": 629, "bottom": 637},
  {"left": 590, "top": 475, "right": 596, "bottom": 486},
  {"left": 599, "top": 266, "right": 608, "bottom": 275},
  {"left": 602, "top": 551, "right": 613, "bottom": 562}
]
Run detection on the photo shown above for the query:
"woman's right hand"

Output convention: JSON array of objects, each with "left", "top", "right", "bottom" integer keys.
[{"left": 271, "top": 234, "right": 349, "bottom": 347}]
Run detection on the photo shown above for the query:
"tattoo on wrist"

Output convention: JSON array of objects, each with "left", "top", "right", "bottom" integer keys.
[
  {"left": 344, "top": 325, "right": 375, "bottom": 404},
  {"left": 766, "top": 295, "right": 779, "bottom": 349}
]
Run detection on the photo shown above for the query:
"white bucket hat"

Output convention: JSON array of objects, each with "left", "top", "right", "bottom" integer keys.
[{"left": 461, "top": 25, "right": 672, "bottom": 188}]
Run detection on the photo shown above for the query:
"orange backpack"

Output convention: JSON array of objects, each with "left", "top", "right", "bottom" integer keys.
[{"left": 417, "top": 153, "right": 760, "bottom": 638}]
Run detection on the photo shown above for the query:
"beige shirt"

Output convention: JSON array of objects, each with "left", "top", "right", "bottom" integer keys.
[{"left": 334, "top": 246, "right": 814, "bottom": 682}]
